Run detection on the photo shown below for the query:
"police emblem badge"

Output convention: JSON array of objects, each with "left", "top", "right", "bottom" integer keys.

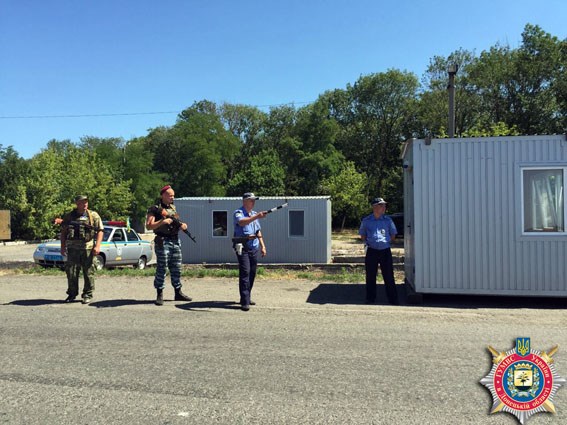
[{"left": 480, "top": 338, "right": 565, "bottom": 424}]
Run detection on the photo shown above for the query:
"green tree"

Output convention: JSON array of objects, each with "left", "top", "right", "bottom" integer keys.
[
  {"left": 331, "top": 70, "right": 419, "bottom": 200},
  {"left": 261, "top": 103, "right": 344, "bottom": 195},
  {"left": 219, "top": 102, "right": 267, "bottom": 145},
  {"left": 219, "top": 103, "right": 268, "bottom": 182},
  {"left": 146, "top": 104, "right": 240, "bottom": 196},
  {"left": 294, "top": 101, "right": 344, "bottom": 195},
  {"left": 418, "top": 48, "right": 482, "bottom": 137},
  {"left": 79, "top": 136, "right": 126, "bottom": 178},
  {"left": 226, "top": 148, "right": 286, "bottom": 196},
  {"left": 461, "top": 121, "right": 520, "bottom": 137},
  {"left": 510, "top": 24, "right": 564, "bottom": 134},
  {"left": 554, "top": 38, "right": 567, "bottom": 130},
  {"left": 21, "top": 144, "right": 134, "bottom": 239},
  {"left": 122, "top": 137, "right": 168, "bottom": 230},
  {"left": 320, "top": 161, "right": 368, "bottom": 229},
  {"left": 466, "top": 24, "right": 565, "bottom": 134},
  {"left": 0, "top": 145, "right": 29, "bottom": 239}
]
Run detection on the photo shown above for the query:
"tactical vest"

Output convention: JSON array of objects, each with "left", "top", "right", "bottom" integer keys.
[
  {"left": 67, "top": 209, "right": 95, "bottom": 242},
  {"left": 150, "top": 202, "right": 180, "bottom": 237}
]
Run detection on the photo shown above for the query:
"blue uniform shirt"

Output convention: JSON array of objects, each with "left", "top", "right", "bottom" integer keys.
[
  {"left": 233, "top": 206, "right": 261, "bottom": 250},
  {"left": 358, "top": 214, "right": 397, "bottom": 250}
]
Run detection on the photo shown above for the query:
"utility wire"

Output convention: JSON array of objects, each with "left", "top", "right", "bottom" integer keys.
[
  {"left": 0, "top": 101, "right": 314, "bottom": 120},
  {"left": 0, "top": 111, "right": 179, "bottom": 119}
]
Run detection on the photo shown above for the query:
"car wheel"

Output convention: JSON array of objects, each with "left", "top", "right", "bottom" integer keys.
[
  {"left": 134, "top": 256, "right": 147, "bottom": 270},
  {"left": 93, "top": 254, "right": 105, "bottom": 271}
]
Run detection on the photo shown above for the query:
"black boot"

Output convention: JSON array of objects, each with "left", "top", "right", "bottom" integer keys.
[
  {"left": 155, "top": 289, "right": 164, "bottom": 306},
  {"left": 174, "top": 287, "right": 192, "bottom": 301}
]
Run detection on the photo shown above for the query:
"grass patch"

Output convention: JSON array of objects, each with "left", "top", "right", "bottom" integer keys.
[
  {"left": 332, "top": 229, "right": 360, "bottom": 242},
  {"left": 261, "top": 267, "right": 366, "bottom": 283},
  {"left": 16, "top": 265, "right": 366, "bottom": 283},
  {"left": 21, "top": 266, "right": 65, "bottom": 276}
]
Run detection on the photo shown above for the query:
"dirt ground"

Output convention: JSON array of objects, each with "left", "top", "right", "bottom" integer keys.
[{"left": 331, "top": 229, "right": 404, "bottom": 259}]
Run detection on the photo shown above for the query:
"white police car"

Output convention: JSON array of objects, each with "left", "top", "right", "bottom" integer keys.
[{"left": 33, "top": 223, "right": 153, "bottom": 270}]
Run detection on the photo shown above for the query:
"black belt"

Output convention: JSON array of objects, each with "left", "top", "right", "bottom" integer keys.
[{"left": 155, "top": 234, "right": 178, "bottom": 240}]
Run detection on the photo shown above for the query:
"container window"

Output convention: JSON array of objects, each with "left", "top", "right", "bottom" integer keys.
[
  {"left": 289, "top": 210, "right": 305, "bottom": 237},
  {"left": 523, "top": 168, "right": 565, "bottom": 233},
  {"left": 212, "top": 211, "right": 228, "bottom": 237}
]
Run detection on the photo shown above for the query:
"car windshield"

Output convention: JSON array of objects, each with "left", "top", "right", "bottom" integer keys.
[{"left": 103, "top": 227, "right": 113, "bottom": 241}]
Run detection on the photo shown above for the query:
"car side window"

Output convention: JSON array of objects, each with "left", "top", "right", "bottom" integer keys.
[
  {"left": 112, "top": 229, "right": 125, "bottom": 242},
  {"left": 103, "top": 228, "right": 112, "bottom": 241},
  {"left": 126, "top": 229, "right": 139, "bottom": 241}
]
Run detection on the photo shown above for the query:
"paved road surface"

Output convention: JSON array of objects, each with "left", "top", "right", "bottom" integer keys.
[
  {"left": 1, "top": 274, "right": 567, "bottom": 424},
  {"left": 0, "top": 243, "right": 38, "bottom": 264},
  {"left": 0, "top": 241, "right": 157, "bottom": 267}
]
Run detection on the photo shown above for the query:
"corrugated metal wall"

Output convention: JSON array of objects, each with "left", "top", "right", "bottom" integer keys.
[
  {"left": 175, "top": 197, "right": 331, "bottom": 264},
  {"left": 406, "top": 135, "right": 567, "bottom": 296},
  {"left": 403, "top": 143, "right": 415, "bottom": 286}
]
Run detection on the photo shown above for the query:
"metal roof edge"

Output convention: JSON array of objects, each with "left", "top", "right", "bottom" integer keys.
[
  {"left": 413, "top": 134, "right": 566, "bottom": 144},
  {"left": 176, "top": 196, "right": 331, "bottom": 201},
  {"left": 401, "top": 138, "right": 415, "bottom": 159}
]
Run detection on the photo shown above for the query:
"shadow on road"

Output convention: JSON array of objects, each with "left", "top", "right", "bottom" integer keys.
[
  {"left": 307, "top": 283, "right": 567, "bottom": 310},
  {"left": 89, "top": 299, "right": 156, "bottom": 308},
  {"left": 175, "top": 301, "right": 241, "bottom": 311},
  {"left": 6, "top": 299, "right": 65, "bottom": 306},
  {"left": 420, "top": 293, "right": 567, "bottom": 310},
  {"left": 307, "top": 283, "right": 402, "bottom": 306}
]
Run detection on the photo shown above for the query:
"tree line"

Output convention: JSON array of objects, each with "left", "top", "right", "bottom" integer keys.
[{"left": 1, "top": 24, "right": 565, "bottom": 239}]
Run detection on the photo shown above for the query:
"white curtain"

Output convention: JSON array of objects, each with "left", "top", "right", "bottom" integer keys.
[{"left": 524, "top": 169, "right": 564, "bottom": 232}]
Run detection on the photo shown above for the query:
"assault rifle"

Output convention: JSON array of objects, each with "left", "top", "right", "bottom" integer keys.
[
  {"left": 173, "top": 216, "right": 197, "bottom": 243},
  {"left": 160, "top": 209, "right": 197, "bottom": 243}
]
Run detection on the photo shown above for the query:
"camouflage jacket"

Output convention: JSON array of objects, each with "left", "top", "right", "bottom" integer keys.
[{"left": 61, "top": 209, "right": 103, "bottom": 250}]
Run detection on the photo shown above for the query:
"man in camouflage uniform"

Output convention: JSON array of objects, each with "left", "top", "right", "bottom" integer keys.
[
  {"left": 146, "top": 185, "right": 192, "bottom": 306},
  {"left": 60, "top": 195, "right": 104, "bottom": 304}
]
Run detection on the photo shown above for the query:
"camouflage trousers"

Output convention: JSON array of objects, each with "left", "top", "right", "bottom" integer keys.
[
  {"left": 153, "top": 237, "right": 183, "bottom": 290},
  {"left": 65, "top": 248, "right": 95, "bottom": 298}
]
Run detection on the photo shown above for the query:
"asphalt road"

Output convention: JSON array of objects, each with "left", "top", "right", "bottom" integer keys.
[
  {"left": 0, "top": 241, "right": 157, "bottom": 267},
  {"left": 2, "top": 274, "right": 567, "bottom": 424},
  {"left": 0, "top": 243, "right": 38, "bottom": 264}
]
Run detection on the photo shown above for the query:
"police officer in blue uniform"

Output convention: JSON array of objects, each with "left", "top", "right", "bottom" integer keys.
[
  {"left": 359, "top": 197, "right": 399, "bottom": 305},
  {"left": 233, "top": 192, "right": 267, "bottom": 311}
]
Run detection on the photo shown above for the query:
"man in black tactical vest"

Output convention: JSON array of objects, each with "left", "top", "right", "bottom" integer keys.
[
  {"left": 60, "top": 195, "right": 104, "bottom": 304},
  {"left": 146, "top": 185, "right": 192, "bottom": 306}
]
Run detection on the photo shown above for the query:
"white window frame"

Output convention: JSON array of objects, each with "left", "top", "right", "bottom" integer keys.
[
  {"left": 288, "top": 209, "right": 305, "bottom": 238},
  {"left": 520, "top": 166, "right": 567, "bottom": 236},
  {"left": 211, "top": 210, "right": 228, "bottom": 238}
]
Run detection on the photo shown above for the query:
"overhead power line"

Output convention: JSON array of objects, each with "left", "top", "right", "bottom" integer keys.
[
  {"left": 0, "top": 111, "right": 180, "bottom": 119},
  {"left": 0, "top": 101, "right": 314, "bottom": 120}
]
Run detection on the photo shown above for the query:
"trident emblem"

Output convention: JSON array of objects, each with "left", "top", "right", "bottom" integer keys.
[{"left": 517, "top": 338, "right": 530, "bottom": 357}]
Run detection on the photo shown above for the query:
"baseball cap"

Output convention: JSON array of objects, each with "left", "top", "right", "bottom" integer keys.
[
  {"left": 371, "top": 197, "right": 387, "bottom": 206},
  {"left": 242, "top": 192, "right": 258, "bottom": 200},
  {"left": 74, "top": 195, "right": 88, "bottom": 202}
]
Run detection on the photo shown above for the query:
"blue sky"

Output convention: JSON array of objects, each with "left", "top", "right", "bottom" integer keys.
[{"left": 1, "top": 0, "right": 565, "bottom": 158}]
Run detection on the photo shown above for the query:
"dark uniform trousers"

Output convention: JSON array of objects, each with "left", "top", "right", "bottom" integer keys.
[
  {"left": 66, "top": 247, "right": 95, "bottom": 298},
  {"left": 236, "top": 248, "right": 258, "bottom": 306},
  {"left": 365, "top": 247, "right": 398, "bottom": 304}
]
